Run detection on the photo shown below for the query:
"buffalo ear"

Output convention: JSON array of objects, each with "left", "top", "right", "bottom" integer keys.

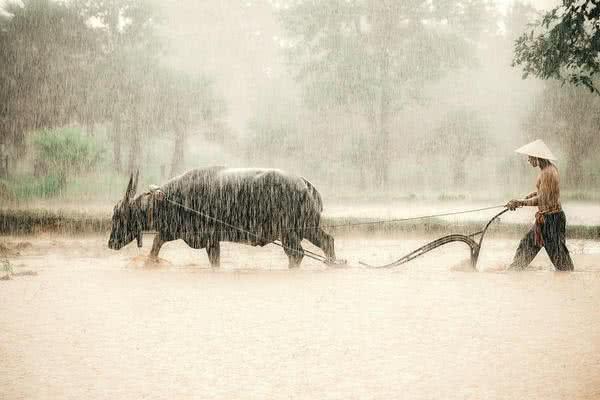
[{"left": 124, "top": 173, "right": 134, "bottom": 201}]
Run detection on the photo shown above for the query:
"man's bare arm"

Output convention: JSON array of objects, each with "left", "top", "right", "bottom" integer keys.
[
  {"left": 521, "top": 194, "right": 539, "bottom": 207},
  {"left": 513, "top": 191, "right": 539, "bottom": 207},
  {"left": 506, "top": 191, "right": 538, "bottom": 209}
]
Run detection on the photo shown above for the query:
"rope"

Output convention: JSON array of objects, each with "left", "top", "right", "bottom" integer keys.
[
  {"left": 162, "top": 196, "right": 506, "bottom": 264},
  {"left": 203, "top": 204, "right": 506, "bottom": 233},
  {"left": 321, "top": 205, "right": 506, "bottom": 229},
  {"left": 164, "top": 198, "right": 328, "bottom": 263}
]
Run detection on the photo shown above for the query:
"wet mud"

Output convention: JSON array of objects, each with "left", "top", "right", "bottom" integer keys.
[{"left": 1, "top": 234, "right": 600, "bottom": 399}]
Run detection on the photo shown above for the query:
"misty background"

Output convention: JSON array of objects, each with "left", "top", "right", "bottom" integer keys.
[{"left": 1, "top": 0, "right": 598, "bottom": 206}]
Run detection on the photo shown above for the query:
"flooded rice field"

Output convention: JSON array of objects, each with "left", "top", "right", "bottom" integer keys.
[{"left": 2, "top": 234, "right": 600, "bottom": 399}]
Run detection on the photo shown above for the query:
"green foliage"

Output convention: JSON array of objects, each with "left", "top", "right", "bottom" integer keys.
[
  {"left": 33, "top": 128, "right": 104, "bottom": 176},
  {"left": 0, "top": 0, "right": 97, "bottom": 152},
  {"left": 513, "top": 0, "right": 600, "bottom": 93},
  {"left": 0, "top": 175, "right": 62, "bottom": 199},
  {"left": 0, "top": 0, "right": 228, "bottom": 176}
]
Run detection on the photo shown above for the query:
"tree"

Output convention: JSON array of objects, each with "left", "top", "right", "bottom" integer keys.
[
  {"left": 74, "top": 0, "right": 164, "bottom": 172},
  {"left": 277, "top": 0, "right": 489, "bottom": 188},
  {"left": 247, "top": 97, "right": 300, "bottom": 168},
  {"left": 0, "top": 0, "right": 96, "bottom": 170},
  {"left": 76, "top": 0, "right": 230, "bottom": 175},
  {"left": 523, "top": 81, "right": 600, "bottom": 186},
  {"left": 513, "top": 0, "right": 600, "bottom": 93},
  {"left": 153, "top": 68, "right": 227, "bottom": 177},
  {"left": 1, "top": 0, "right": 229, "bottom": 180},
  {"left": 428, "top": 108, "right": 489, "bottom": 187}
]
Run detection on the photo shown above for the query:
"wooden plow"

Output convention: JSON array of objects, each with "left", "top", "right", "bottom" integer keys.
[{"left": 359, "top": 208, "right": 509, "bottom": 270}]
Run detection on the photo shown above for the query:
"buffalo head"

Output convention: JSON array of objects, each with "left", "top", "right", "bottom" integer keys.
[{"left": 108, "top": 171, "right": 144, "bottom": 250}]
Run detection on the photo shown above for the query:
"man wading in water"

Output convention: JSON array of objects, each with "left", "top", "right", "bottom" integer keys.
[{"left": 506, "top": 139, "right": 574, "bottom": 271}]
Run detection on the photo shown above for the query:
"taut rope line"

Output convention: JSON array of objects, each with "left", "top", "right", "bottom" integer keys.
[
  {"left": 164, "top": 198, "right": 328, "bottom": 263},
  {"left": 321, "top": 205, "right": 506, "bottom": 229},
  {"left": 160, "top": 196, "right": 506, "bottom": 265}
]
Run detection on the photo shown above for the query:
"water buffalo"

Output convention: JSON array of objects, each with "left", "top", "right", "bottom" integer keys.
[{"left": 108, "top": 167, "right": 336, "bottom": 268}]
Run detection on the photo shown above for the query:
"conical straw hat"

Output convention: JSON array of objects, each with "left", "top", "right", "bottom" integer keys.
[{"left": 514, "top": 139, "right": 557, "bottom": 161}]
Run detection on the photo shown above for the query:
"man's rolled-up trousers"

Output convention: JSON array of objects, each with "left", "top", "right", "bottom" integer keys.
[{"left": 510, "top": 210, "right": 574, "bottom": 271}]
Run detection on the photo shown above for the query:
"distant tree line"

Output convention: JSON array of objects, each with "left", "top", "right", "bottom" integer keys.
[
  {"left": 246, "top": 0, "right": 518, "bottom": 192},
  {"left": 2, "top": 0, "right": 598, "bottom": 196},
  {"left": 0, "top": 0, "right": 226, "bottom": 179},
  {"left": 274, "top": 0, "right": 495, "bottom": 189},
  {"left": 244, "top": 0, "right": 600, "bottom": 192}
]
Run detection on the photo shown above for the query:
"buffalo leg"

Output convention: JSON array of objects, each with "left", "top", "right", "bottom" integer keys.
[
  {"left": 149, "top": 234, "right": 165, "bottom": 260},
  {"left": 282, "top": 232, "right": 304, "bottom": 268},
  {"left": 206, "top": 240, "right": 220, "bottom": 268},
  {"left": 305, "top": 227, "right": 336, "bottom": 261}
]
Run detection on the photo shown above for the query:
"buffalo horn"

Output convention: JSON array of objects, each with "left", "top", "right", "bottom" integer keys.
[{"left": 124, "top": 173, "right": 134, "bottom": 201}]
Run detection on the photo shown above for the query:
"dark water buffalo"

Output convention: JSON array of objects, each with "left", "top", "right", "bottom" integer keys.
[{"left": 108, "top": 167, "right": 336, "bottom": 267}]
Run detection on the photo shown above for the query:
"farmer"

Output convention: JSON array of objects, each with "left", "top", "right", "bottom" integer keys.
[{"left": 505, "top": 139, "right": 574, "bottom": 271}]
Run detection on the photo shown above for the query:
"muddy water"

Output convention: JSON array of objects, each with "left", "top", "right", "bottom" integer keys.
[{"left": 2, "top": 235, "right": 600, "bottom": 399}]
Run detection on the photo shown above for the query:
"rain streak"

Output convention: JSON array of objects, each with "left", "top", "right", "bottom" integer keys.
[{"left": 1, "top": 0, "right": 600, "bottom": 399}]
